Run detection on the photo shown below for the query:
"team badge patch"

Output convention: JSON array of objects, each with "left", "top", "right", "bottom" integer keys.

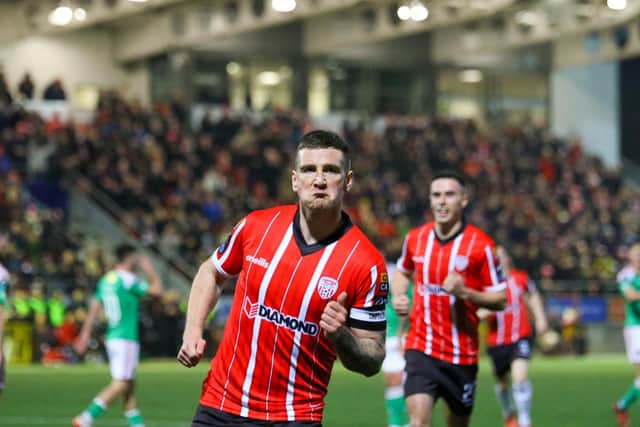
[
  {"left": 317, "top": 276, "right": 339, "bottom": 300},
  {"left": 454, "top": 255, "right": 469, "bottom": 271}
]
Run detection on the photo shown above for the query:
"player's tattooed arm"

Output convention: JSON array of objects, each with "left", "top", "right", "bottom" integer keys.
[
  {"left": 320, "top": 292, "right": 385, "bottom": 376},
  {"left": 328, "top": 327, "right": 385, "bottom": 377}
]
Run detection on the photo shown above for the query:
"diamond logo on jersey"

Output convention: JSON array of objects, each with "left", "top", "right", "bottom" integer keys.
[
  {"left": 244, "top": 297, "right": 260, "bottom": 318},
  {"left": 454, "top": 255, "right": 469, "bottom": 271},
  {"left": 243, "top": 297, "right": 319, "bottom": 335},
  {"left": 317, "top": 276, "right": 339, "bottom": 300}
]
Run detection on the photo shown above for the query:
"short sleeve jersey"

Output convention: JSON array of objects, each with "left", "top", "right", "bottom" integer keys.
[
  {"left": 619, "top": 266, "right": 640, "bottom": 327},
  {"left": 203, "top": 205, "right": 388, "bottom": 422},
  {"left": 486, "top": 269, "right": 537, "bottom": 347},
  {"left": 396, "top": 222, "right": 506, "bottom": 365},
  {"left": 94, "top": 269, "right": 149, "bottom": 341}
]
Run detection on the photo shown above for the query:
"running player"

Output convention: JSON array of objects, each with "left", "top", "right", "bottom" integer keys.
[
  {"left": 482, "top": 246, "right": 548, "bottom": 427},
  {"left": 178, "top": 130, "right": 388, "bottom": 426},
  {"left": 392, "top": 171, "right": 507, "bottom": 427},
  {"left": 613, "top": 242, "right": 640, "bottom": 427},
  {"left": 0, "top": 261, "right": 9, "bottom": 395},
  {"left": 72, "top": 244, "right": 162, "bottom": 427},
  {"left": 383, "top": 263, "right": 411, "bottom": 427}
]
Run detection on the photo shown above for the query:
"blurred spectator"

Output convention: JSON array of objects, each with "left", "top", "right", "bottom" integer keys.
[
  {"left": 0, "top": 73, "right": 12, "bottom": 106},
  {"left": 43, "top": 78, "right": 66, "bottom": 101},
  {"left": 18, "top": 73, "right": 34, "bottom": 100}
]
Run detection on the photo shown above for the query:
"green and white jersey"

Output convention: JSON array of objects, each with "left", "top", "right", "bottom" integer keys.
[
  {"left": 0, "top": 264, "right": 9, "bottom": 306},
  {"left": 0, "top": 263, "right": 8, "bottom": 307},
  {"left": 619, "top": 266, "right": 640, "bottom": 327},
  {"left": 94, "top": 269, "right": 149, "bottom": 341}
]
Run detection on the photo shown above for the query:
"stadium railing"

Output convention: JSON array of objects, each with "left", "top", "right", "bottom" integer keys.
[{"left": 67, "top": 173, "right": 192, "bottom": 295}]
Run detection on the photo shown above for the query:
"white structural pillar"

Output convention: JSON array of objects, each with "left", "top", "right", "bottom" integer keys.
[{"left": 551, "top": 61, "right": 619, "bottom": 167}]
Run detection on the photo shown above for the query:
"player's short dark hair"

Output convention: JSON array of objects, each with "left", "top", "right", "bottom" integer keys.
[
  {"left": 431, "top": 170, "right": 466, "bottom": 187},
  {"left": 115, "top": 243, "right": 137, "bottom": 262},
  {"left": 296, "top": 130, "right": 351, "bottom": 171}
]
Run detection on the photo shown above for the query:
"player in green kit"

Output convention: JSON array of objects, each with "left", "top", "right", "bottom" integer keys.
[
  {"left": 614, "top": 242, "right": 640, "bottom": 427},
  {"left": 383, "top": 264, "right": 412, "bottom": 427},
  {"left": 72, "top": 244, "right": 162, "bottom": 427},
  {"left": 0, "top": 262, "right": 9, "bottom": 395}
]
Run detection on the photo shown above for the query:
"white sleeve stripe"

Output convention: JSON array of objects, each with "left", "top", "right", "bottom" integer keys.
[
  {"left": 350, "top": 307, "right": 386, "bottom": 322},
  {"left": 485, "top": 283, "right": 507, "bottom": 292},
  {"left": 395, "top": 262, "right": 411, "bottom": 274},
  {"left": 396, "top": 236, "right": 411, "bottom": 272},
  {"left": 364, "top": 265, "right": 378, "bottom": 308},
  {"left": 214, "top": 218, "right": 247, "bottom": 267},
  {"left": 485, "top": 246, "right": 500, "bottom": 287},
  {"left": 211, "top": 254, "right": 235, "bottom": 278}
]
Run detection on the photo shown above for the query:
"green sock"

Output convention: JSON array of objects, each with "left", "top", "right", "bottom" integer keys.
[
  {"left": 125, "top": 408, "right": 145, "bottom": 427},
  {"left": 86, "top": 398, "right": 107, "bottom": 419},
  {"left": 618, "top": 385, "right": 640, "bottom": 410},
  {"left": 385, "top": 386, "right": 409, "bottom": 427}
]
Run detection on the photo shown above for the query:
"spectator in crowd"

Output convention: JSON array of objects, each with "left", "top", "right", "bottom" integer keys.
[
  {"left": 43, "top": 78, "right": 66, "bottom": 101},
  {"left": 18, "top": 72, "right": 34, "bottom": 100},
  {"left": 0, "top": 72, "right": 12, "bottom": 106}
]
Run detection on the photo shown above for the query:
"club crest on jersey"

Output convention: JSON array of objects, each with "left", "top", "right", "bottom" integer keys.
[
  {"left": 317, "top": 276, "right": 339, "bottom": 300},
  {"left": 454, "top": 255, "right": 469, "bottom": 271}
]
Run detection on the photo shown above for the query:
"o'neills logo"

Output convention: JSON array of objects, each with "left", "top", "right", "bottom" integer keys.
[
  {"left": 244, "top": 297, "right": 318, "bottom": 336},
  {"left": 245, "top": 255, "right": 269, "bottom": 268}
]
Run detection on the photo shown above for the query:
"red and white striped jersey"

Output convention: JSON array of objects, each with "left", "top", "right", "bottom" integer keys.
[
  {"left": 486, "top": 269, "right": 536, "bottom": 347},
  {"left": 396, "top": 222, "right": 506, "bottom": 365},
  {"left": 201, "top": 205, "right": 388, "bottom": 422}
]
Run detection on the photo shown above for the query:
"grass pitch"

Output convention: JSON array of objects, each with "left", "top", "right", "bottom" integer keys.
[{"left": 0, "top": 354, "right": 634, "bottom": 426}]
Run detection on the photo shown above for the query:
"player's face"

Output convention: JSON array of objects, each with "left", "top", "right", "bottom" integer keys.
[
  {"left": 292, "top": 148, "right": 352, "bottom": 212},
  {"left": 429, "top": 178, "right": 468, "bottom": 226}
]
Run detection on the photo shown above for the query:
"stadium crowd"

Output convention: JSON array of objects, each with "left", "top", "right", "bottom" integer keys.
[
  {"left": 19, "top": 93, "right": 638, "bottom": 282},
  {"left": 0, "top": 91, "right": 639, "bottom": 361}
]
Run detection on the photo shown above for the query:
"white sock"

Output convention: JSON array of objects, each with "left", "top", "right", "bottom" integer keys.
[
  {"left": 494, "top": 383, "right": 513, "bottom": 418},
  {"left": 76, "top": 412, "right": 93, "bottom": 427},
  {"left": 512, "top": 380, "right": 532, "bottom": 426}
]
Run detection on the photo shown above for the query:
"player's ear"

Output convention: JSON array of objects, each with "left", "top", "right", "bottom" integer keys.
[
  {"left": 460, "top": 187, "right": 469, "bottom": 208},
  {"left": 344, "top": 170, "right": 353, "bottom": 192},
  {"left": 291, "top": 169, "right": 298, "bottom": 192}
]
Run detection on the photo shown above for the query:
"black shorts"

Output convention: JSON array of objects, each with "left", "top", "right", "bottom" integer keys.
[
  {"left": 192, "top": 404, "right": 322, "bottom": 427},
  {"left": 487, "top": 336, "right": 533, "bottom": 378},
  {"left": 404, "top": 350, "right": 478, "bottom": 416}
]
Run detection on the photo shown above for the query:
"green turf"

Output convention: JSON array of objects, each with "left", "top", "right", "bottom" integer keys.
[{"left": 0, "top": 354, "right": 636, "bottom": 426}]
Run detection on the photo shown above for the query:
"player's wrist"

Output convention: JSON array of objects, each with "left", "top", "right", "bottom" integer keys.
[{"left": 182, "top": 327, "right": 204, "bottom": 341}]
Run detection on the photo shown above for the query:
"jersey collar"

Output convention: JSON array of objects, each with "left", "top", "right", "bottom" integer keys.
[
  {"left": 433, "top": 218, "right": 467, "bottom": 245},
  {"left": 292, "top": 209, "right": 353, "bottom": 256}
]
